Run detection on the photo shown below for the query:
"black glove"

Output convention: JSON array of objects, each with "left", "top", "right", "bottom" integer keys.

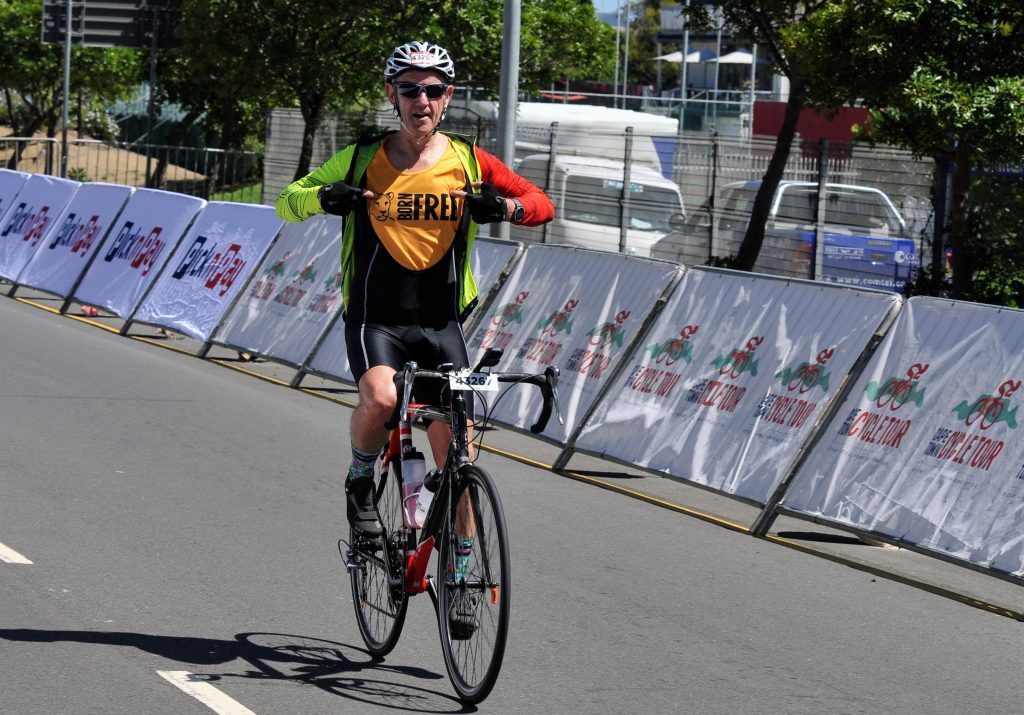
[
  {"left": 462, "top": 182, "right": 506, "bottom": 224},
  {"left": 318, "top": 182, "right": 365, "bottom": 217}
]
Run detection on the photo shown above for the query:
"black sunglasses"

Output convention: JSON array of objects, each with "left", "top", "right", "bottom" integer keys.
[{"left": 394, "top": 82, "right": 449, "bottom": 99}]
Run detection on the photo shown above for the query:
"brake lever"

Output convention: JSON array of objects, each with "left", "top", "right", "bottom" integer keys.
[
  {"left": 545, "top": 366, "right": 565, "bottom": 426},
  {"left": 401, "top": 361, "right": 417, "bottom": 423}
]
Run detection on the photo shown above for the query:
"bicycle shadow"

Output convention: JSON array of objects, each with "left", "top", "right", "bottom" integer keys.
[{"left": 0, "top": 628, "right": 481, "bottom": 713}]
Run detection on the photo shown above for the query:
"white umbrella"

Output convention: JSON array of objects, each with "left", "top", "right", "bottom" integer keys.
[
  {"left": 708, "top": 49, "right": 770, "bottom": 64},
  {"left": 653, "top": 47, "right": 717, "bottom": 63}
]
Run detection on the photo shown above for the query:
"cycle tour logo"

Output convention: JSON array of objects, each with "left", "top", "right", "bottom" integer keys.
[
  {"left": 681, "top": 335, "right": 765, "bottom": 414},
  {"left": 1, "top": 202, "right": 52, "bottom": 248},
  {"left": 306, "top": 271, "right": 343, "bottom": 314},
  {"left": 922, "top": 378, "right": 1019, "bottom": 473},
  {"left": 624, "top": 324, "right": 699, "bottom": 399},
  {"left": 835, "top": 362, "right": 928, "bottom": 450},
  {"left": 273, "top": 260, "right": 318, "bottom": 308},
  {"left": 755, "top": 348, "right": 837, "bottom": 430},
  {"left": 565, "top": 310, "right": 632, "bottom": 380},
  {"left": 103, "top": 220, "right": 166, "bottom": 277},
  {"left": 516, "top": 297, "right": 579, "bottom": 364},
  {"left": 470, "top": 290, "right": 529, "bottom": 352},
  {"left": 47, "top": 212, "right": 103, "bottom": 257},
  {"left": 249, "top": 251, "right": 292, "bottom": 300}
]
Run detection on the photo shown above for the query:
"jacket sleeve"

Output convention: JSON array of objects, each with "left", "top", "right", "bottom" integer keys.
[
  {"left": 476, "top": 147, "right": 555, "bottom": 227},
  {"left": 274, "top": 145, "right": 356, "bottom": 223}
]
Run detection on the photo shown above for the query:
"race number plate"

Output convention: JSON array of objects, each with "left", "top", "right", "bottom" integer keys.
[{"left": 449, "top": 370, "right": 499, "bottom": 392}]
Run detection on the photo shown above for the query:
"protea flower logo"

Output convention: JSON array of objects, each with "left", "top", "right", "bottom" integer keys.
[
  {"left": 711, "top": 336, "right": 764, "bottom": 379},
  {"left": 264, "top": 252, "right": 291, "bottom": 276},
  {"left": 865, "top": 363, "right": 929, "bottom": 411},
  {"left": 292, "top": 263, "right": 317, "bottom": 284},
  {"left": 952, "top": 379, "right": 1020, "bottom": 430},
  {"left": 492, "top": 291, "right": 529, "bottom": 327},
  {"left": 776, "top": 348, "right": 835, "bottom": 395},
  {"left": 588, "top": 310, "right": 631, "bottom": 347},
  {"left": 646, "top": 325, "right": 699, "bottom": 366},
  {"left": 537, "top": 298, "right": 579, "bottom": 337},
  {"left": 323, "top": 271, "right": 342, "bottom": 293}
]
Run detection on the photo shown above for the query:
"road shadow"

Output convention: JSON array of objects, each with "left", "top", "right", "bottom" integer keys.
[{"left": 0, "top": 628, "right": 476, "bottom": 712}]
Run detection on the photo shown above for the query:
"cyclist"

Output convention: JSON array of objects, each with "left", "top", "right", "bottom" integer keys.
[{"left": 275, "top": 40, "right": 554, "bottom": 538}]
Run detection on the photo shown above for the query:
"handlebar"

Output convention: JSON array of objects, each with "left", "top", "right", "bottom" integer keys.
[{"left": 384, "top": 361, "right": 561, "bottom": 434}]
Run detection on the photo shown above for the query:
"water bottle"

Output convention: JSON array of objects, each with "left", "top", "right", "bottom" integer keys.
[
  {"left": 414, "top": 469, "right": 440, "bottom": 527},
  {"left": 401, "top": 449, "right": 427, "bottom": 528}
]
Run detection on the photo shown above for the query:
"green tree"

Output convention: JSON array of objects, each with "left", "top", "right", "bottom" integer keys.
[
  {"left": 684, "top": 1, "right": 820, "bottom": 273},
  {"left": 796, "top": 0, "right": 1024, "bottom": 299},
  {"left": 0, "top": 0, "right": 140, "bottom": 156}
]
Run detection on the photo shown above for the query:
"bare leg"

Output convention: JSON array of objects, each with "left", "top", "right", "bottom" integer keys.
[{"left": 351, "top": 365, "right": 398, "bottom": 453}]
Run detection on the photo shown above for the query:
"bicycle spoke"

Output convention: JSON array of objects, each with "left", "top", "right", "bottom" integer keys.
[
  {"left": 349, "top": 453, "right": 408, "bottom": 656},
  {"left": 436, "top": 466, "right": 510, "bottom": 704}
]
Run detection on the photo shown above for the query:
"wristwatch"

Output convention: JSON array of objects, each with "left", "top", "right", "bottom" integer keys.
[{"left": 508, "top": 198, "right": 525, "bottom": 224}]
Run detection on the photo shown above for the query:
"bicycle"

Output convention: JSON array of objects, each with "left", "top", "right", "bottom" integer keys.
[{"left": 341, "top": 347, "right": 560, "bottom": 703}]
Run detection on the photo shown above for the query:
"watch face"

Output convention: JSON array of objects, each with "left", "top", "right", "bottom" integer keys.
[{"left": 512, "top": 200, "right": 525, "bottom": 222}]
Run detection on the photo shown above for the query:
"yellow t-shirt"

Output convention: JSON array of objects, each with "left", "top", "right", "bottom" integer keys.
[{"left": 364, "top": 143, "right": 466, "bottom": 271}]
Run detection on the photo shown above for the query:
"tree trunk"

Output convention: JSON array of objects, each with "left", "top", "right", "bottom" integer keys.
[
  {"left": 734, "top": 77, "right": 805, "bottom": 271},
  {"left": 947, "top": 142, "right": 974, "bottom": 299},
  {"left": 152, "top": 107, "right": 203, "bottom": 190},
  {"left": 293, "top": 94, "right": 325, "bottom": 182}
]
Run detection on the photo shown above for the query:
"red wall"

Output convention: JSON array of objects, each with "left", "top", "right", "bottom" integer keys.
[{"left": 752, "top": 101, "right": 870, "bottom": 142}]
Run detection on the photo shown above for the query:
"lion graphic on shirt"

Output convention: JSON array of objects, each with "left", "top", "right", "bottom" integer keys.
[{"left": 371, "top": 192, "right": 394, "bottom": 221}]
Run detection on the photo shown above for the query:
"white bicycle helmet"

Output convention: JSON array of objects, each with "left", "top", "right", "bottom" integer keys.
[{"left": 384, "top": 41, "right": 455, "bottom": 80}]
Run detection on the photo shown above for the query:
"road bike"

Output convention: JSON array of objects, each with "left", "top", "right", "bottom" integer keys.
[{"left": 342, "top": 348, "right": 560, "bottom": 703}]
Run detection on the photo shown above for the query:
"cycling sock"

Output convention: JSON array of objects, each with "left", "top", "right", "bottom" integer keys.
[
  {"left": 455, "top": 537, "right": 473, "bottom": 580},
  {"left": 348, "top": 445, "right": 379, "bottom": 480}
]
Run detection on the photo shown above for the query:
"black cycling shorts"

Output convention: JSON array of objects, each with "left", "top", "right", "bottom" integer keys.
[{"left": 346, "top": 321, "right": 471, "bottom": 405}]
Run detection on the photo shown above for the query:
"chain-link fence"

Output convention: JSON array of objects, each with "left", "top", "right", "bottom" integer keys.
[
  {"left": 1, "top": 133, "right": 262, "bottom": 203},
  {"left": 264, "top": 104, "right": 939, "bottom": 291}
]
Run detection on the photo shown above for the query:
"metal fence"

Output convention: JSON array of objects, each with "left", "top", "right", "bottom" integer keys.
[
  {"left": 1, "top": 135, "right": 263, "bottom": 203},
  {"left": 262, "top": 105, "right": 940, "bottom": 287}
]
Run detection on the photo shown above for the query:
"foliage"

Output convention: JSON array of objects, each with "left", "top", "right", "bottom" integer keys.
[
  {"left": 0, "top": 0, "right": 142, "bottom": 142},
  {"left": 794, "top": 0, "right": 1024, "bottom": 300}
]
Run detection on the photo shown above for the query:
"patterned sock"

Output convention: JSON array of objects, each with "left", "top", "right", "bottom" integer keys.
[
  {"left": 455, "top": 537, "right": 473, "bottom": 581},
  {"left": 348, "top": 445, "right": 379, "bottom": 480}
]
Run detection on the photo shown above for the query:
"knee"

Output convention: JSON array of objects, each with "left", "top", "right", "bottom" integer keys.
[{"left": 358, "top": 378, "right": 397, "bottom": 421}]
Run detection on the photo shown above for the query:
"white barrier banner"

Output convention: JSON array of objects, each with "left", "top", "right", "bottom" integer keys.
[
  {"left": 73, "top": 189, "right": 205, "bottom": 317},
  {"left": 575, "top": 269, "right": 901, "bottom": 502},
  {"left": 132, "top": 202, "right": 283, "bottom": 341},
  {"left": 214, "top": 214, "right": 343, "bottom": 366},
  {"left": 471, "top": 237, "right": 521, "bottom": 307},
  {"left": 0, "top": 174, "right": 80, "bottom": 280},
  {"left": 15, "top": 183, "right": 133, "bottom": 297},
  {"left": 0, "top": 169, "right": 30, "bottom": 225},
  {"left": 466, "top": 245, "right": 682, "bottom": 442},
  {"left": 782, "top": 297, "right": 1024, "bottom": 577},
  {"left": 305, "top": 235, "right": 524, "bottom": 383}
]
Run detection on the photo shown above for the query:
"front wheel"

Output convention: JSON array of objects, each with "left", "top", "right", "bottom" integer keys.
[
  {"left": 349, "top": 453, "right": 409, "bottom": 656},
  {"left": 436, "top": 465, "right": 510, "bottom": 703}
]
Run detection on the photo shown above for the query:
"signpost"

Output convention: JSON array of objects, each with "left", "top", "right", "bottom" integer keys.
[{"left": 41, "top": 1, "right": 181, "bottom": 181}]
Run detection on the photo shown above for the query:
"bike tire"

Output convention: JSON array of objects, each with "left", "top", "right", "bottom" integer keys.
[
  {"left": 349, "top": 453, "right": 408, "bottom": 656},
  {"left": 436, "top": 464, "right": 510, "bottom": 703}
]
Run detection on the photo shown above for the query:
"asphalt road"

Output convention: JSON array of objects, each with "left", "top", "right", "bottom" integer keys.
[{"left": 2, "top": 293, "right": 1024, "bottom": 715}]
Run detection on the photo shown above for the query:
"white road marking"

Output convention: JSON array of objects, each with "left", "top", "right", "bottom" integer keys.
[
  {"left": 157, "top": 671, "right": 258, "bottom": 715},
  {"left": 0, "top": 542, "right": 32, "bottom": 564}
]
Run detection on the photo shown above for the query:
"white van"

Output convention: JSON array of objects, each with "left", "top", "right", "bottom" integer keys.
[{"left": 509, "top": 153, "right": 687, "bottom": 257}]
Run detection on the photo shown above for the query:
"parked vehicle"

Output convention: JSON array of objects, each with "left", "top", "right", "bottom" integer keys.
[
  {"left": 509, "top": 153, "right": 687, "bottom": 257},
  {"left": 654, "top": 180, "right": 917, "bottom": 291}
]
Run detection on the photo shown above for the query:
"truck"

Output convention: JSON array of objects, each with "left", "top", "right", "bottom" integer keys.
[
  {"left": 653, "top": 179, "right": 918, "bottom": 291},
  {"left": 476, "top": 102, "right": 687, "bottom": 257}
]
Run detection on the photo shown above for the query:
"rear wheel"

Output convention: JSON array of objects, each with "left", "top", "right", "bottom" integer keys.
[
  {"left": 436, "top": 465, "right": 510, "bottom": 703},
  {"left": 349, "top": 453, "right": 408, "bottom": 656}
]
